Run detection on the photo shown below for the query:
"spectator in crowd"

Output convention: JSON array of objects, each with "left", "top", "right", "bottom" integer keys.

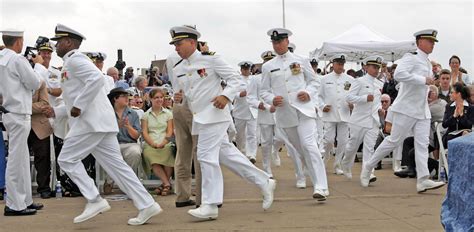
[
  {"left": 124, "top": 66, "right": 135, "bottom": 86},
  {"left": 431, "top": 60, "right": 442, "bottom": 79},
  {"left": 141, "top": 88, "right": 175, "bottom": 196},
  {"left": 130, "top": 95, "right": 145, "bottom": 119},
  {"left": 148, "top": 67, "right": 162, "bottom": 86},
  {"left": 109, "top": 66, "right": 130, "bottom": 89},
  {"left": 395, "top": 85, "right": 447, "bottom": 178},
  {"left": 442, "top": 82, "right": 474, "bottom": 147},
  {"left": 104, "top": 87, "right": 143, "bottom": 194},
  {"left": 28, "top": 81, "right": 54, "bottom": 199},
  {"left": 449, "top": 55, "right": 472, "bottom": 86},
  {"left": 438, "top": 69, "right": 452, "bottom": 104},
  {"left": 377, "top": 62, "right": 390, "bottom": 83},
  {"left": 468, "top": 85, "right": 474, "bottom": 104},
  {"left": 346, "top": 69, "right": 356, "bottom": 78},
  {"left": 382, "top": 64, "right": 398, "bottom": 103}
]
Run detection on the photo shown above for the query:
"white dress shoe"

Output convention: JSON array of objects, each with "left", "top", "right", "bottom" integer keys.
[
  {"left": 342, "top": 165, "right": 352, "bottom": 179},
  {"left": 333, "top": 163, "right": 343, "bottom": 175},
  {"left": 128, "top": 202, "right": 163, "bottom": 226},
  {"left": 369, "top": 170, "right": 377, "bottom": 183},
  {"left": 360, "top": 165, "right": 371, "bottom": 187},
  {"left": 272, "top": 151, "right": 281, "bottom": 167},
  {"left": 416, "top": 179, "right": 446, "bottom": 193},
  {"left": 73, "top": 198, "right": 111, "bottom": 223},
  {"left": 262, "top": 179, "right": 276, "bottom": 210},
  {"left": 188, "top": 204, "right": 218, "bottom": 220},
  {"left": 312, "top": 189, "right": 327, "bottom": 201},
  {"left": 393, "top": 160, "right": 402, "bottom": 172},
  {"left": 296, "top": 179, "right": 306, "bottom": 189}
]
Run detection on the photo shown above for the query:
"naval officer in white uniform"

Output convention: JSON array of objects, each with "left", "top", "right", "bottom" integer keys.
[
  {"left": 0, "top": 29, "right": 45, "bottom": 216},
  {"left": 342, "top": 56, "right": 384, "bottom": 181},
  {"left": 50, "top": 23, "right": 161, "bottom": 225},
  {"left": 318, "top": 54, "right": 353, "bottom": 175},
  {"left": 261, "top": 28, "right": 329, "bottom": 200},
  {"left": 361, "top": 29, "right": 446, "bottom": 193},
  {"left": 169, "top": 25, "right": 275, "bottom": 220},
  {"left": 233, "top": 61, "right": 258, "bottom": 163}
]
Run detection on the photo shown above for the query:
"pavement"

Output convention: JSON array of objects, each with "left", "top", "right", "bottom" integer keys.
[{"left": 0, "top": 153, "right": 446, "bottom": 231}]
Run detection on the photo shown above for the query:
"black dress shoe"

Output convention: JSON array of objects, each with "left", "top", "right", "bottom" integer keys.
[
  {"left": 40, "top": 191, "right": 51, "bottom": 199},
  {"left": 375, "top": 161, "right": 382, "bottom": 170},
  {"left": 27, "top": 203, "right": 44, "bottom": 210},
  {"left": 394, "top": 167, "right": 416, "bottom": 178},
  {"left": 175, "top": 200, "right": 196, "bottom": 208},
  {"left": 0, "top": 188, "right": 4, "bottom": 201},
  {"left": 249, "top": 158, "right": 256, "bottom": 164},
  {"left": 4, "top": 206, "right": 37, "bottom": 216}
]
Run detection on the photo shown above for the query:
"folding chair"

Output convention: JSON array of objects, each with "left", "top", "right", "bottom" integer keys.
[{"left": 435, "top": 122, "right": 449, "bottom": 181}]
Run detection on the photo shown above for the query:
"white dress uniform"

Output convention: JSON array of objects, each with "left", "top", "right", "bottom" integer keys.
[
  {"left": 232, "top": 65, "right": 258, "bottom": 160},
  {"left": 57, "top": 48, "right": 156, "bottom": 211},
  {"left": 362, "top": 29, "right": 445, "bottom": 192},
  {"left": 0, "top": 44, "right": 44, "bottom": 210},
  {"left": 318, "top": 55, "right": 353, "bottom": 174},
  {"left": 173, "top": 48, "right": 272, "bottom": 206},
  {"left": 341, "top": 56, "right": 384, "bottom": 178},
  {"left": 261, "top": 28, "right": 328, "bottom": 198}
]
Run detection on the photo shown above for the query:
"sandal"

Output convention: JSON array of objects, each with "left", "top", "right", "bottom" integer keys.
[
  {"left": 154, "top": 184, "right": 164, "bottom": 195},
  {"left": 161, "top": 185, "right": 172, "bottom": 196}
]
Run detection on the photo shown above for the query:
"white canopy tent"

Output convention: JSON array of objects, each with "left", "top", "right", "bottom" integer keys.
[{"left": 312, "top": 24, "right": 417, "bottom": 63}]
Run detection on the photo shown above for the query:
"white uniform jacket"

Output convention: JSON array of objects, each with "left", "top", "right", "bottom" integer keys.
[
  {"left": 261, "top": 51, "right": 318, "bottom": 128},
  {"left": 232, "top": 75, "right": 258, "bottom": 120},
  {"left": 0, "top": 48, "right": 44, "bottom": 115},
  {"left": 247, "top": 74, "right": 275, "bottom": 125},
  {"left": 172, "top": 50, "right": 240, "bottom": 125},
  {"left": 318, "top": 72, "right": 353, "bottom": 122},
  {"left": 391, "top": 49, "right": 431, "bottom": 120},
  {"left": 59, "top": 49, "right": 118, "bottom": 138},
  {"left": 346, "top": 74, "right": 384, "bottom": 128}
]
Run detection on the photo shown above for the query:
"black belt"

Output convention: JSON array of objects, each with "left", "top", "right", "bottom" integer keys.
[{"left": 0, "top": 106, "right": 9, "bottom": 114}]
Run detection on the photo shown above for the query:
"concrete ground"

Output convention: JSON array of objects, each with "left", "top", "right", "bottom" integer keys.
[{"left": 0, "top": 153, "right": 446, "bottom": 232}]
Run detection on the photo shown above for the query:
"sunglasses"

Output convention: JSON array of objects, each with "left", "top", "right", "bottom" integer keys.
[{"left": 136, "top": 101, "right": 143, "bottom": 104}]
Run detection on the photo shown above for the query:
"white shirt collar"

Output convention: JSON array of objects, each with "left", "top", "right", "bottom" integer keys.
[{"left": 450, "top": 100, "right": 470, "bottom": 107}]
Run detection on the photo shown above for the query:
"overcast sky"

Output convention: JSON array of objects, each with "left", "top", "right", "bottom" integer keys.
[{"left": 1, "top": 0, "right": 472, "bottom": 73}]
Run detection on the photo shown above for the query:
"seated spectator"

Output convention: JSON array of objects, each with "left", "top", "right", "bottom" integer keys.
[
  {"left": 468, "top": 85, "right": 474, "bottom": 104},
  {"left": 442, "top": 82, "right": 474, "bottom": 147},
  {"left": 438, "top": 69, "right": 452, "bottom": 104},
  {"left": 395, "top": 85, "right": 447, "bottom": 178},
  {"left": 382, "top": 64, "right": 398, "bottom": 103},
  {"left": 104, "top": 87, "right": 143, "bottom": 194},
  {"left": 141, "top": 88, "right": 175, "bottom": 196},
  {"left": 130, "top": 95, "right": 145, "bottom": 119},
  {"left": 449, "top": 55, "right": 472, "bottom": 86}
]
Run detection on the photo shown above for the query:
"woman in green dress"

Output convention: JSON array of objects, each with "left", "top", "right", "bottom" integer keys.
[{"left": 141, "top": 88, "right": 175, "bottom": 195}]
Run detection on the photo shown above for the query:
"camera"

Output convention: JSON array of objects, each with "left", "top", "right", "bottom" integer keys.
[{"left": 23, "top": 36, "right": 50, "bottom": 66}]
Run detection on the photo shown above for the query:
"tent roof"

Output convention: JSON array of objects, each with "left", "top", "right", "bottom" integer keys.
[{"left": 314, "top": 24, "right": 416, "bottom": 63}]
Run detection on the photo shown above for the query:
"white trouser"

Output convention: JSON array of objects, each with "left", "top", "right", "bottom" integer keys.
[
  {"left": 234, "top": 118, "right": 258, "bottom": 159},
  {"left": 259, "top": 124, "right": 275, "bottom": 176},
  {"left": 195, "top": 121, "right": 270, "bottom": 205},
  {"left": 322, "top": 121, "right": 349, "bottom": 166},
  {"left": 365, "top": 112, "right": 430, "bottom": 180},
  {"left": 314, "top": 117, "right": 324, "bottom": 147},
  {"left": 4, "top": 113, "right": 33, "bottom": 211},
  {"left": 275, "top": 127, "right": 306, "bottom": 182},
  {"left": 283, "top": 113, "right": 328, "bottom": 191},
  {"left": 227, "top": 119, "right": 236, "bottom": 142},
  {"left": 342, "top": 124, "right": 378, "bottom": 171},
  {"left": 105, "top": 143, "right": 142, "bottom": 183},
  {"left": 58, "top": 132, "right": 155, "bottom": 210}
]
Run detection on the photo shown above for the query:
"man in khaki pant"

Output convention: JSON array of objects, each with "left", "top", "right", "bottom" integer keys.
[{"left": 167, "top": 52, "right": 202, "bottom": 208}]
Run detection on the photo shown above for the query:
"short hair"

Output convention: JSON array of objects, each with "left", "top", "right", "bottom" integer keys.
[
  {"left": 149, "top": 87, "right": 165, "bottom": 98},
  {"left": 134, "top": 76, "right": 146, "bottom": 86},
  {"left": 449, "top": 55, "right": 461, "bottom": 65},
  {"left": 2, "top": 35, "right": 20, "bottom": 47},
  {"left": 429, "top": 85, "right": 439, "bottom": 96},
  {"left": 439, "top": 69, "right": 451, "bottom": 76},
  {"left": 381, "top": 94, "right": 391, "bottom": 102},
  {"left": 106, "top": 67, "right": 119, "bottom": 75},
  {"left": 452, "top": 82, "right": 470, "bottom": 100}
]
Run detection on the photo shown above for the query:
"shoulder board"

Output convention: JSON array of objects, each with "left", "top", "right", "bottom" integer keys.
[
  {"left": 173, "top": 59, "right": 183, "bottom": 68},
  {"left": 375, "top": 78, "right": 384, "bottom": 84},
  {"left": 270, "top": 68, "right": 280, "bottom": 72},
  {"left": 68, "top": 51, "right": 76, "bottom": 58},
  {"left": 201, "top": 51, "right": 216, "bottom": 56},
  {"left": 177, "top": 74, "right": 185, "bottom": 78},
  {"left": 51, "top": 66, "right": 60, "bottom": 70}
]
